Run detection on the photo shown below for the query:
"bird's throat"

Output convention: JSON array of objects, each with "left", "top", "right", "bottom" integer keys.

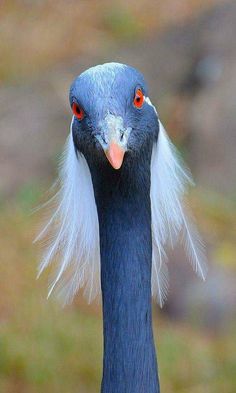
[{"left": 89, "top": 155, "right": 160, "bottom": 393}]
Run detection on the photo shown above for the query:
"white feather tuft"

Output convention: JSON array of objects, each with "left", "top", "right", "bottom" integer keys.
[
  {"left": 36, "top": 104, "right": 207, "bottom": 307},
  {"left": 150, "top": 112, "right": 207, "bottom": 307},
  {"left": 36, "top": 118, "right": 100, "bottom": 305}
]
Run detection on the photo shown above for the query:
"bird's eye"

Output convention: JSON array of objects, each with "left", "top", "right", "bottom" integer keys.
[
  {"left": 72, "top": 102, "right": 84, "bottom": 121},
  {"left": 133, "top": 89, "right": 144, "bottom": 109}
]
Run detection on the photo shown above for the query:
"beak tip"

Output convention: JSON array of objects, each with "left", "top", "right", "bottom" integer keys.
[
  {"left": 112, "top": 162, "right": 122, "bottom": 170},
  {"left": 105, "top": 142, "right": 125, "bottom": 170}
]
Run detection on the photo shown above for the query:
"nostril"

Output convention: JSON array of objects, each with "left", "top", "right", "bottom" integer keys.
[
  {"left": 95, "top": 134, "right": 108, "bottom": 149},
  {"left": 98, "top": 130, "right": 107, "bottom": 144},
  {"left": 120, "top": 132, "right": 124, "bottom": 141},
  {"left": 101, "top": 135, "right": 107, "bottom": 144}
]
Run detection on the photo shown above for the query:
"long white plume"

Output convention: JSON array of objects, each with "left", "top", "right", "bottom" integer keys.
[
  {"left": 36, "top": 118, "right": 100, "bottom": 305},
  {"left": 36, "top": 109, "right": 207, "bottom": 307},
  {"left": 150, "top": 108, "right": 208, "bottom": 306}
]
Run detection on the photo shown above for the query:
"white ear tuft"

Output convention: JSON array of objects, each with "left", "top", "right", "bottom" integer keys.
[
  {"left": 36, "top": 107, "right": 207, "bottom": 308},
  {"left": 36, "top": 118, "right": 101, "bottom": 305},
  {"left": 150, "top": 113, "right": 208, "bottom": 307}
]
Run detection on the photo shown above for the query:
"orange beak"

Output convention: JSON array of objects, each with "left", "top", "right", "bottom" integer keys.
[{"left": 105, "top": 142, "right": 125, "bottom": 170}]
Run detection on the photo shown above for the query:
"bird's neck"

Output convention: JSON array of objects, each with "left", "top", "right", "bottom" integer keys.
[{"left": 89, "top": 154, "right": 160, "bottom": 393}]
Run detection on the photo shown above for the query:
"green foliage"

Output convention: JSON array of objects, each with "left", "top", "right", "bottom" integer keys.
[
  {"left": 16, "top": 183, "right": 44, "bottom": 213},
  {"left": 103, "top": 7, "right": 143, "bottom": 40},
  {"left": 156, "top": 321, "right": 236, "bottom": 393}
]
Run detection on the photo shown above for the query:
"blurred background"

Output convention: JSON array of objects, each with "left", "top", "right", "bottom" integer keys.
[{"left": 0, "top": 1, "right": 236, "bottom": 392}]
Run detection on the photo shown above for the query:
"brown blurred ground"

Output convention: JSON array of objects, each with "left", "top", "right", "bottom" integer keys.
[{"left": 0, "top": 1, "right": 236, "bottom": 393}]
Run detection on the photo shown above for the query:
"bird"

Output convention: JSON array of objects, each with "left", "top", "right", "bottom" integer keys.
[{"left": 36, "top": 62, "right": 207, "bottom": 393}]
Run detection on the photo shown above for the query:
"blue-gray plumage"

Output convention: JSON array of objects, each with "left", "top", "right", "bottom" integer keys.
[
  {"left": 70, "top": 64, "right": 157, "bottom": 160},
  {"left": 37, "top": 62, "right": 207, "bottom": 393},
  {"left": 71, "top": 63, "right": 160, "bottom": 392}
]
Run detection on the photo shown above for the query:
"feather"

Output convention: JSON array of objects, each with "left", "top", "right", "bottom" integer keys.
[
  {"left": 36, "top": 118, "right": 100, "bottom": 305},
  {"left": 150, "top": 104, "right": 207, "bottom": 306},
  {"left": 36, "top": 106, "right": 207, "bottom": 307}
]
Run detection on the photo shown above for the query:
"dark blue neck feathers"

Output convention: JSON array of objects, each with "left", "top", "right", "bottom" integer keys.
[{"left": 88, "top": 150, "right": 160, "bottom": 393}]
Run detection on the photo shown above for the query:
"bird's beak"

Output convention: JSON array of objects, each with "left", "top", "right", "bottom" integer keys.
[
  {"left": 104, "top": 142, "right": 125, "bottom": 170},
  {"left": 98, "top": 114, "right": 130, "bottom": 170}
]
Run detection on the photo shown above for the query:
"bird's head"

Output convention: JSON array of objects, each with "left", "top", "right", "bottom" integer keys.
[
  {"left": 69, "top": 63, "right": 159, "bottom": 170},
  {"left": 36, "top": 62, "right": 207, "bottom": 306}
]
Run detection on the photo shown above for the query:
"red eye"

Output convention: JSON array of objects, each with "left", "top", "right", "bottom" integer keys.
[
  {"left": 72, "top": 102, "right": 84, "bottom": 120},
  {"left": 133, "top": 89, "right": 144, "bottom": 108}
]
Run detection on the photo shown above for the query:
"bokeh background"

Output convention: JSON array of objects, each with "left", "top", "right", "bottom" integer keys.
[{"left": 0, "top": 1, "right": 236, "bottom": 392}]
